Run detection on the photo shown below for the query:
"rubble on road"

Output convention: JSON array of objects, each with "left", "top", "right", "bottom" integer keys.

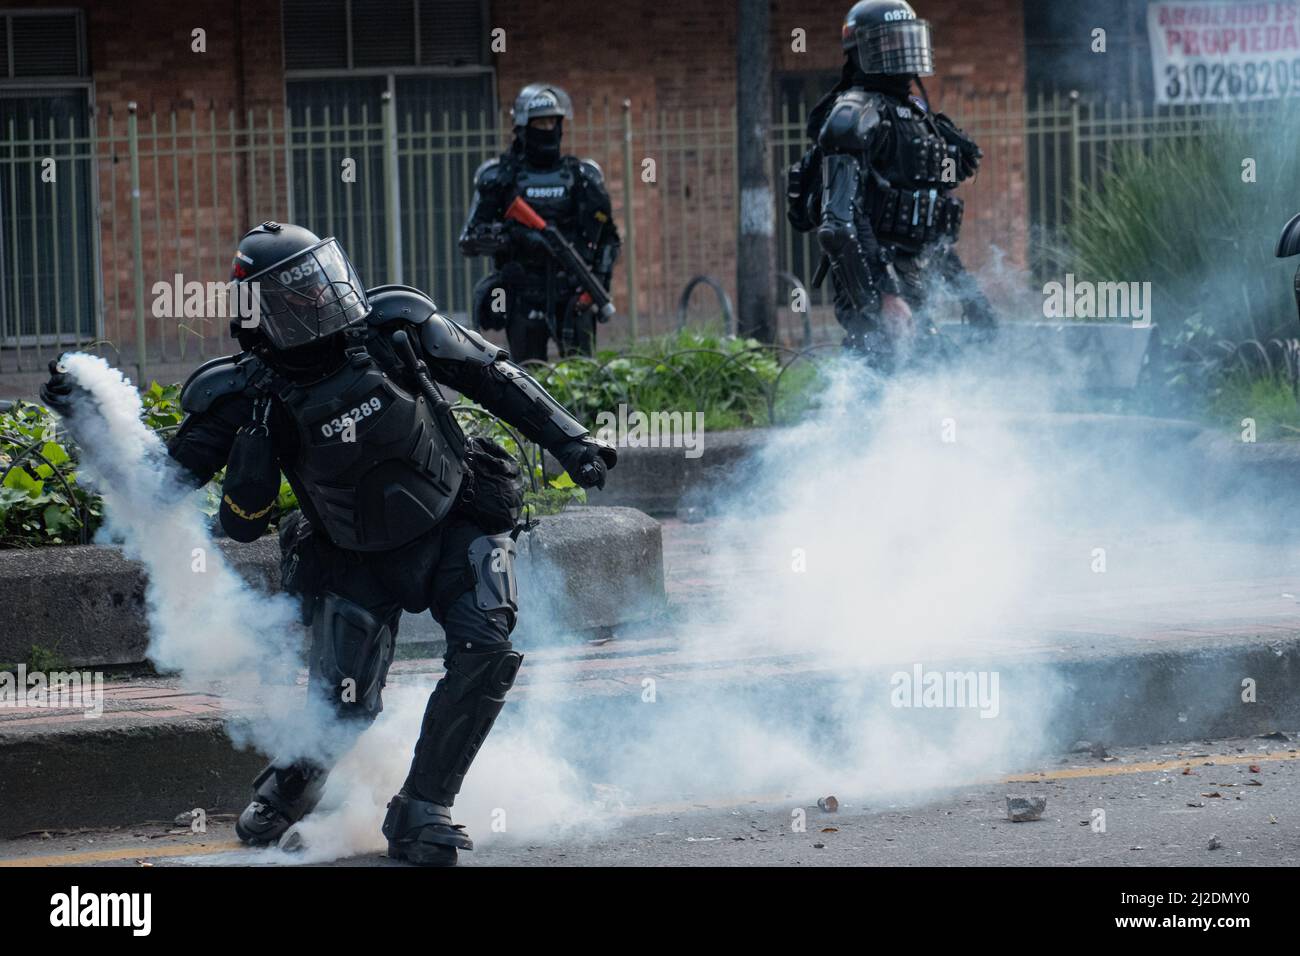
[{"left": 1005, "top": 795, "right": 1047, "bottom": 822}]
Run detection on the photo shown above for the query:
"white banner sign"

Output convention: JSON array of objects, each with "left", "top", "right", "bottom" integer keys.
[{"left": 1149, "top": 1, "right": 1300, "bottom": 104}]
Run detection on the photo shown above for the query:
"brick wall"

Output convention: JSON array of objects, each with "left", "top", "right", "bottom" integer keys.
[
  {"left": 0, "top": 0, "right": 282, "bottom": 113},
  {"left": 0, "top": 0, "right": 1025, "bottom": 370},
  {"left": 492, "top": 0, "right": 1028, "bottom": 334}
]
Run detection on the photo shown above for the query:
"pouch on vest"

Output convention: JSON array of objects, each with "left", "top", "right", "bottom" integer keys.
[
  {"left": 219, "top": 398, "right": 280, "bottom": 542},
  {"left": 458, "top": 436, "right": 524, "bottom": 533}
]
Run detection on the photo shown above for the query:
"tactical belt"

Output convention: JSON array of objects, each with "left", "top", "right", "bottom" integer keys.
[{"left": 867, "top": 185, "right": 964, "bottom": 247}]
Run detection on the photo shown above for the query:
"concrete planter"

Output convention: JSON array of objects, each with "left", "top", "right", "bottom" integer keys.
[{"left": 0, "top": 506, "right": 665, "bottom": 668}]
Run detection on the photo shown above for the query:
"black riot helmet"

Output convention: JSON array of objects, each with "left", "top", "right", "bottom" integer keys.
[
  {"left": 841, "top": 0, "right": 935, "bottom": 77},
  {"left": 230, "top": 221, "right": 370, "bottom": 351},
  {"left": 512, "top": 82, "right": 572, "bottom": 166}
]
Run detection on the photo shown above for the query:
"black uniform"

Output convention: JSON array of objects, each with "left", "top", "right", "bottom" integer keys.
[
  {"left": 43, "top": 222, "right": 614, "bottom": 867},
  {"left": 460, "top": 83, "right": 620, "bottom": 362},
  {"left": 788, "top": 1, "right": 996, "bottom": 365}
]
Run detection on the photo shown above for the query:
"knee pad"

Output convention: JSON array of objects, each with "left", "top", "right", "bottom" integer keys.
[
  {"left": 308, "top": 592, "right": 396, "bottom": 721},
  {"left": 817, "top": 218, "right": 856, "bottom": 257},
  {"left": 405, "top": 643, "right": 524, "bottom": 804},
  {"left": 467, "top": 531, "right": 518, "bottom": 621}
]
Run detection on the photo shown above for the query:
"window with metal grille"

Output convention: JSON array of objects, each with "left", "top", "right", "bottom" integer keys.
[
  {"left": 282, "top": 0, "right": 495, "bottom": 318},
  {"left": 283, "top": 0, "right": 485, "bottom": 71},
  {"left": 0, "top": 11, "right": 85, "bottom": 79},
  {"left": 0, "top": 11, "right": 94, "bottom": 351}
]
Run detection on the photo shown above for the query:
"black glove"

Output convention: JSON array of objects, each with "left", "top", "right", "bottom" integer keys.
[
  {"left": 461, "top": 221, "right": 513, "bottom": 257},
  {"left": 553, "top": 436, "right": 617, "bottom": 490},
  {"left": 39, "top": 355, "right": 84, "bottom": 418},
  {"left": 507, "top": 221, "right": 550, "bottom": 258}
]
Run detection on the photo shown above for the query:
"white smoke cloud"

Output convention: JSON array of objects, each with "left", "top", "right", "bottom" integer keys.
[
  {"left": 61, "top": 330, "right": 1283, "bottom": 864},
  {"left": 62, "top": 354, "right": 344, "bottom": 766}
]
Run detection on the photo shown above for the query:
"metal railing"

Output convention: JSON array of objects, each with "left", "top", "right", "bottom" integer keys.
[{"left": 0, "top": 90, "right": 1267, "bottom": 383}]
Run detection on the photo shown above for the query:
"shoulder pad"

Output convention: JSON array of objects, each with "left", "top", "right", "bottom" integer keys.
[
  {"left": 473, "top": 157, "right": 507, "bottom": 188},
  {"left": 1278, "top": 212, "right": 1300, "bottom": 258},
  {"left": 419, "top": 313, "right": 505, "bottom": 366},
  {"left": 180, "top": 353, "right": 262, "bottom": 414},
  {"left": 818, "top": 89, "right": 885, "bottom": 152},
  {"left": 577, "top": 158, "right": 605, "bottom": 185},
  {"left": 366, "top": 284, "right": 439, "bottom": 326}
]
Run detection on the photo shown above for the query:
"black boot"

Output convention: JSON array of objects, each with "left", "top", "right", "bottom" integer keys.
[
  {"left": 383, "top": 643, "right": 522, "bottom": 866},
  {"left": 382, "top": 791, "right": 472, "bottom": 867},
  {"left": 235, "top": 761, "right": 327, "bottom": 846}
]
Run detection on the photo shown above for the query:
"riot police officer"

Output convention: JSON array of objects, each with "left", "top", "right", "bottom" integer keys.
[
  {"left": 1278, "top": 211, "right": 1300, "bottom": 325},
  {"left": 787, "top": 0, "right": 997, "bottom": 367},
  {"left": 460, "top": 83, "right": 621, "bottom": 362},
  {"left": 42, "top": 222, "right": 616, "bottom": 867}
]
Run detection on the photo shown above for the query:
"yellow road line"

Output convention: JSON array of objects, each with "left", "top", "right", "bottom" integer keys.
[
  {"left": 1004, "top": 750, "right": 1299, "bottom": 781},
  {"left": 0, "top": 840, "right": 245, "bottom": 867},
  {"left": 4, "top": 751, "right": 1295, "bottom": 866}
]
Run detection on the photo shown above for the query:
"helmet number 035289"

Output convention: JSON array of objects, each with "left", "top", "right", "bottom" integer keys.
[{"left": 320, "top": 396, "right": 383, "bottom": 438}]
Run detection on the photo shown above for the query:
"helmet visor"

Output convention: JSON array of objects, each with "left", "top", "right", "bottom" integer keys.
[
  {"left": 247, "top": 238, "right": 369, "bottom": 350},
  {"left": 852, "top": 20, "right": 934, "bottom": 77}
]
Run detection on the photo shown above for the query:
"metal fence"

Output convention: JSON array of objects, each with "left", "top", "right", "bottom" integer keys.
[{"left": 0, "top": 90, "right": 1266, "bottom": 383}]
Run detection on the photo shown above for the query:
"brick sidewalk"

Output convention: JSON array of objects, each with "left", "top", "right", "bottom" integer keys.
[{"left": 5, "top": 517, "right": 1300, "bottom": 734}]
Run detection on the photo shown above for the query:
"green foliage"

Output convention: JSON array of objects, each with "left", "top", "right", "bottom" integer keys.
[
  {"left": 1204, "top": 371, "right": 1300, "bottom": 441},
  {"left": 139, "top": 380, "right": 184, "bottom": 431},
  {"left": 0, "top": 401, "right": 101, "bottom": 548},
  {"left": 6, "top": 331, "right": 799, "bottom": 544},
  {"left": 532, "top": 328, "right": 786, "bottom": 431},
  {"left": 1, "top": 382, "right": 301, "bottom": 549},
  {"left": 1063, "top": 107, "right": 1300, "bottom": 350},
  {"left": 26, "top": 644, "right": 70, "bottom": 673}
]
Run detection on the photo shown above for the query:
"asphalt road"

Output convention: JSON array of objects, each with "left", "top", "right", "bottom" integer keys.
[{"left": 2, "top": 733, "right": 1296, "bottom": 868}]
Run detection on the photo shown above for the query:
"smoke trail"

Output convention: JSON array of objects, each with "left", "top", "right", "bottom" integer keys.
[
  {"left": 63, "top": 328, "right": 1287, "bottom": 864},
  {"left": 62, "top": 351, "right": 615, "bottom": 861},
  {"left": 62, "top": 354, "right": 344, "bottom": 766},
  {"left": 273, "top": 353, "right": 1085, "bottom": 861}
]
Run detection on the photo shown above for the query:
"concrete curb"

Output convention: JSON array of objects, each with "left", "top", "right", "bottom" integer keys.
[
  {"left": 0, "top": 719, "right": 265, "bottom": 836},
  {"left": 581, "top": 414, "right": 1214, "bottom": 517},
  {"left": 2, "top": 630, "right": 1297, "bottom": 836},
  {"left": 0, "top": 506, "right": 665, "bottom": 667}
]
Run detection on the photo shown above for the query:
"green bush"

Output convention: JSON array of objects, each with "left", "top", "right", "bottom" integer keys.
[
  {"left": 0, "top": 383, "right": 301, "bottom": 549},
  {"left": 1064, "top": 108, "right": 1300, "bottom": 350},
  {"left": 0, "top": 400, "right": 99, "bottom": 548},
  {"left": 530, "top": 328, "right": 787, "bottom": 431},
  {"left": 3, "top": 331, "right": 802, "bottom": 546}
]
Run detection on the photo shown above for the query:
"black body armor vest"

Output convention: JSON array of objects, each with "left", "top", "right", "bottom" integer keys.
[
  {"left": 867, "top": 95, "right": 964, "bottom": 249},
  {"left": 273, "top": 346, "right": 464, "bottom": 552},
  {"left": 514, "top": 160, "right": 577, "bottom": 231}
]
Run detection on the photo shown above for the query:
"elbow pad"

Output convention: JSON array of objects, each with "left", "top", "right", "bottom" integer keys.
[
  {"left": 817, "top": 153, "right": 884, "bottom": 309},
  {"left": 485, "top": 360, "right": 589, "bottom": 447}
]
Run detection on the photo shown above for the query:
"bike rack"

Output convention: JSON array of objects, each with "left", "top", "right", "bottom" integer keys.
[{"left": 677, "top": 275, "right": 736, "bottom": 336}]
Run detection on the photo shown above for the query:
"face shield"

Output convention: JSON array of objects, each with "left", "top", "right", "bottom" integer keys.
[
  {"left": 244, "top": 238, "right": 369, "bottom": 351},
  {"left": 850, "top": 19, "right": 935, "bottom": 77}
]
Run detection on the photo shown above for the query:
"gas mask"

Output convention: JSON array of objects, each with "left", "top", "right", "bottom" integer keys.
[{"left": 522, "top": 120, "right": 563, "bottom": 166}]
